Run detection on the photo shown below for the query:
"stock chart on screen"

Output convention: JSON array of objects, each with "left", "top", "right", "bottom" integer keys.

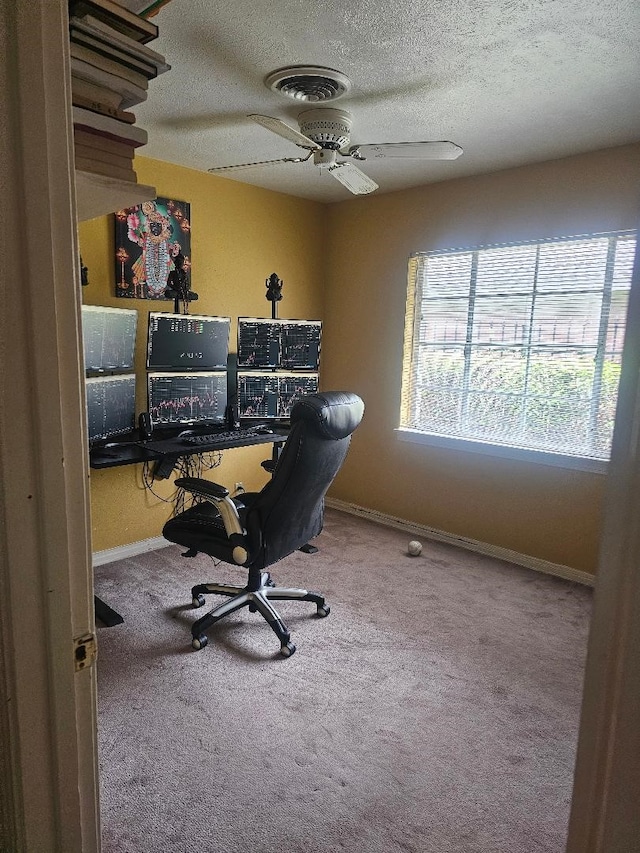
[
  {"left": 237, "top": 318, "right": 321, "bottom": 370},
  {"left": 82, "top": 305, "right": 138, "bottom": 374},
  {"left": 85, "top": 375, "right": 136, "bottom": 443},
  {"left": 148, "top": 371, "right": 228, "bottom": 426},
  {"left": 236, "top": 371, "right": 319, "bottom": 420}
]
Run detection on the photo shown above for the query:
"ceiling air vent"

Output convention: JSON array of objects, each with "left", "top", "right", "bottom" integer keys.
[{"left": 265, "top": 66, "right": 351, "bottom": 102}]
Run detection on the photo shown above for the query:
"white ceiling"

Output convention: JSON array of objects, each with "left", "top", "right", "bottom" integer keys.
[{"left": 134, "top": 0, "right": 640, "bottom": 203}]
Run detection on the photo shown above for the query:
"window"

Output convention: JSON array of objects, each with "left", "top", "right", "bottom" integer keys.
[{"left": 400, "top": 230, "right": 637, "bottom": 462}]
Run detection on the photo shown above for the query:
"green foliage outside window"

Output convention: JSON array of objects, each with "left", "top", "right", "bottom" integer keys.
[{"left": 412, "top": 348, "right": 622, "bottom": 457}]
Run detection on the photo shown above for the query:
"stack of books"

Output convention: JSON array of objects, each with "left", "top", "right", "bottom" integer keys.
[{"left": 69, "top": 0, "right": 170, "bottom": 184}]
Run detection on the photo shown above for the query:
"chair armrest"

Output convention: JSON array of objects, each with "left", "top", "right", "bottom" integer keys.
[
  {"left": 174, "top": 477, "right": 229, "bottom": 501},
  {"left": 174, "top": 477, "right": 248, "bottom": 565}
]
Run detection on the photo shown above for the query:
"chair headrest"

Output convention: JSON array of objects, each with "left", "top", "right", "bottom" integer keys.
[{"left": 291, "top": 392, "right": 364, "bottom": 440}]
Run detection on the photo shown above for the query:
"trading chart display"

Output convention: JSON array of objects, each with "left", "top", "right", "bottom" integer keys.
[
  {"left": 147, "top": 313, "right": 230, "bottom": 370},
  {"left": 237, "top": 319, "right": 280, "bottom": 368},
  {"left": 85, "top": 375, "right": 136, "bottom": 443},
  {"left": 280, "top": 321, "right": 322, "bottom": 370},
  {"left": 277, "top": 373, "right": 319, "bottom": 416},
  {"left": 148, "top": 371, "right": 227, "bottom": 426},
  {"left": 237, "top": 318, "right": 322, "bottom": 370},
  {"left": 237, "top": 372, "right": 319, "bottom": 419},
  {"left": 82, "top": 305, "right": 138, "bottom": 374}
]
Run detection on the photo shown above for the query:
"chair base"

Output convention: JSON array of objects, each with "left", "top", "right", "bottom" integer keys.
[{"left": 190, "top": 571, "right": 330, "bottom": 657}]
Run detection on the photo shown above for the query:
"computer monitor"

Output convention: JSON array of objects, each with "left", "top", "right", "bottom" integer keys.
[
  {"left": 237, "top": 318, "right": 322, "bottom": 370},
  {"left": 148, "top": 371, "right": 228, "bottom": 427},
  {"left": 147, "top": 312, "right": 230, "bottom": 371},
  {"left": 236, "top": 371, "right": 319, "bottom": 420},
  {"left": 81, "top": 305, "right": 138, "bottom": 375},
  {"left": 85, "top": 375, "right": 136, "bottom": 444}
]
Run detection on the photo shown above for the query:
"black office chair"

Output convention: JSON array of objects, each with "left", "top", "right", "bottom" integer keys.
[{"left": 163, "top": 391, "right": 365, "bottom": 657}]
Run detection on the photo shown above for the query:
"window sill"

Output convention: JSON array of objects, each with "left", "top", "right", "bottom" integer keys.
[{"left": 395, "top": 428, "right": 608, "bottom": 474}]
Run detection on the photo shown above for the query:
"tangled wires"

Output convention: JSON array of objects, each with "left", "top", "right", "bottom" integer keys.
[{"left": 141, "top": 451, "right": 223, "bottom": 515}]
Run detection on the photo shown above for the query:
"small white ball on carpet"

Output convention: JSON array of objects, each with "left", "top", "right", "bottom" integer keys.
[{"left": 408, "top": 540, "right": 422, "bottom": 556}]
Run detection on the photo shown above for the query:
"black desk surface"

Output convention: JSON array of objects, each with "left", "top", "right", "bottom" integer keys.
[
  {"left": 90, "top": 439, "right": 155, "bottom": 468},
  {"left": 89, "top": 425, "right": 287, "bottom": 469}
]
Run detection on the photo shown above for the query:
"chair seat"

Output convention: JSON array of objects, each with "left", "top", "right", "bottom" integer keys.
[{"left": 164, "top": 496, "right": 249, "bottom": 564}]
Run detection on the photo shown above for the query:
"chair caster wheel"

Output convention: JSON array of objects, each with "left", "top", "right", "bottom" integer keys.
[
  {"left": 192, "top": 594, "right": 205, "bottom": 608},
  {"left": 317, "top": 604, "right": 330, "bottom": 618},
  {"left": 280, "top": 641, "right": 296, "bottom": 658},
  {"left": 192, "top": 634, "right": 208, "bottom": 650}
]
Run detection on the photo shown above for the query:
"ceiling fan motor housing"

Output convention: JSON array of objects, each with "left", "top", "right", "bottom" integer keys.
[{"left": 298, "top": 108, "right": 352, "bottom": 150}]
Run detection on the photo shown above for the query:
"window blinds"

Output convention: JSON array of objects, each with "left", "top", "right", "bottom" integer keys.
[{"left": 401, "top": 230, "right": 637, "bottom": 460}]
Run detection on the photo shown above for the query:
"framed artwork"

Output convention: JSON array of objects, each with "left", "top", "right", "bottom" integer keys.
[{"left": 114, "top": 197, "right": 191, "bottom": 299}]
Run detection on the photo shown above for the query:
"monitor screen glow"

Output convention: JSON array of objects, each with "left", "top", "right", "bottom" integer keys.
[
  {"left": 85, "top": 375, "right": 136, "bottom": 443},
  {"left": 237, "top": 318, "right": 322, "bottom": 370},
  {"left": 236, "top": 371, "right": 319, "bottom": 420},
  {"left": 82, "top": 305, "right": 138, "bottom": 375},
  {"left": 147, "top": 313, "right": 231, "bottom": 371},
  {"left": 148, "top": 371, "right": 228, "bottom": 426}
]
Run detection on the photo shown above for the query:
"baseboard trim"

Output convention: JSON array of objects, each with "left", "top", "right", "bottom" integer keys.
[
  {"left": 93, "top": 536, "right": 169, "bottom": 567},
  {"left": 325, "top": 498, "right": 595, "bottom": 588},
  {"left": 93, "top": 508, "right": 595, "bottom": 588}
]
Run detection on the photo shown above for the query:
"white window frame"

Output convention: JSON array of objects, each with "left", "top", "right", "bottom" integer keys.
[{"left": 398, "top": 230, "right": 637, "bottom": 473}]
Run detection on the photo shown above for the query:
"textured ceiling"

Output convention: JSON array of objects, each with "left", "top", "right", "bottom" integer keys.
[{"left": 134, "top": 0, "right": 640, "bottom": 203}]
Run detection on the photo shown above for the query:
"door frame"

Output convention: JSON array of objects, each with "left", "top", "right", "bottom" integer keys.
[
  {"left": 0, "top": 2, "right": 99, "bottom": 851},
  {"left": 566, "top": 239, "right": 640, "bottom": 849}
]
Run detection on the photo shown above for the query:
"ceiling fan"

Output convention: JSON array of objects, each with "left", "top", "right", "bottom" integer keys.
[{"left": 207, "top": 107, "right": 463, "bottom": 196}]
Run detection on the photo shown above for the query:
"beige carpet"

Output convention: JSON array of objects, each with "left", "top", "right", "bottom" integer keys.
[{"left": 95, "top": 507, "right": 592, "bottom": 853}]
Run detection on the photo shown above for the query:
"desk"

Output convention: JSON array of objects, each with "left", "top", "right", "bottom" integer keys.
[
  {"left": 89, "top": 426, "right": 287, "bottom": 471},
  {"left": 91, "top": 425, "right": 288, "bottom": 625}
]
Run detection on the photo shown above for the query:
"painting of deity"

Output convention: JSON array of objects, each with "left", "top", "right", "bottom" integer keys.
[{"left": 114, "top": 197, "right": 191, "bottom": 299}]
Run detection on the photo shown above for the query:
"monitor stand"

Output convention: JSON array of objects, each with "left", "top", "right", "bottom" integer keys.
[{"left": 266, "top": 273, "right": 319, "bottom": 557}]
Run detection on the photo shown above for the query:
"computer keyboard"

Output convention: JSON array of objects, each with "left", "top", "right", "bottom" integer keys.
[
  {"left": 181, "top": 427, "right": 272, "bottom": 446},
  {"left": 138, "top": 426, "right": 282, "bottom": 456}
]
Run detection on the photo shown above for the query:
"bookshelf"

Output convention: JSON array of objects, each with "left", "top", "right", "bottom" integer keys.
[{"left": 69, "top": 0, "right": 170, "bottom": 220}]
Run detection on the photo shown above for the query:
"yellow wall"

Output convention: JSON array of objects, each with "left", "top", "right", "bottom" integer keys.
[
  {"left": 322, "top": 143, "right": 640, "bottom": 574},
  {"left": 79, "top": 156, "right": 326, "bottom": 551}
]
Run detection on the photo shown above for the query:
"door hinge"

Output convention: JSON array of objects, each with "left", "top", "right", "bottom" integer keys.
[{"left": 74, "top": 632, "right": 97, "bottom": 672}]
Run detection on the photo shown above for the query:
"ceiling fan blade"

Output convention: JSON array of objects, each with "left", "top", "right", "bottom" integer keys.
[
  {"left": 248, "top": 114, "right": 321, "bottom": 150},
  {"left": 349, "top": 141, "right": 463, "bottom": 160},
  {"left": 328, "top": 162, "right": 379, "bottom": 195},
  {"left": 208, "top": 154, "right": 311, "bottom": 173}
]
